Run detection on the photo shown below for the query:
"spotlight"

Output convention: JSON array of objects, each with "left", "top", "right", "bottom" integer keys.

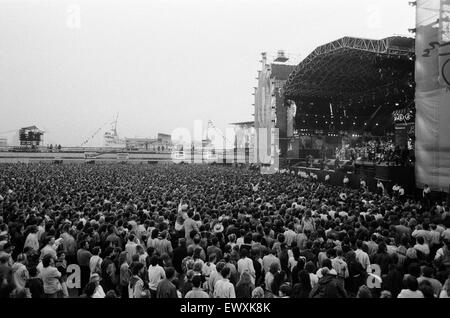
[
  {"left": 408, "top": 28, "right": 416, "bottom": 33},
  {"left": 408, "top": 1, "right": 416, "bottom": 6}
]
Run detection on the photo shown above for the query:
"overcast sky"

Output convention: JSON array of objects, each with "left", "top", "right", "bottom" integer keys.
[{"left": 0, "top": 0, "right": 415, "bottom": 146}]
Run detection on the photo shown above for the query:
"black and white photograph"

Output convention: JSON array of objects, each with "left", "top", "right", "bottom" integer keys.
[{"left": 0, "top": 0, "right": 450, "bottom": 311}]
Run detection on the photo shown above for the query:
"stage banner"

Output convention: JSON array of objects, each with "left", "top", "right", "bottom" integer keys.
[
  {"left": 415, "top": 0, "right": 450, "bottom": 191},
  {"left": 439, "top": 0, "right": 450, "bottom": 87}
]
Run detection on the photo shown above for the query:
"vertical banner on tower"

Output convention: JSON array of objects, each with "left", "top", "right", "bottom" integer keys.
[
  {"left": 415, "top": 0, "right": 450, "bottom": 191},
  {"left": 439, "top": 0, "right": 450, "bottom": 87}
]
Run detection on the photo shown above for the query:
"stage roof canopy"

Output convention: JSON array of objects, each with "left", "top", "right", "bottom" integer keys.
[{"left": 284, "top": 36, "right": 415, "bottom": 101}]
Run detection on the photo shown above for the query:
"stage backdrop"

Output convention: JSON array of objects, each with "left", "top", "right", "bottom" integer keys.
[{"left": 415, "top": 0, "right": 450, "bottom": 192}]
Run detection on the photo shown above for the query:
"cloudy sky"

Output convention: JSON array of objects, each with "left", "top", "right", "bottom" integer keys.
[{"left": 0, "top": 0, "right": 415, "bottom": 146}]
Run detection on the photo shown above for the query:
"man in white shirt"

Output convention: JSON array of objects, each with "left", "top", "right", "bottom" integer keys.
[
  {"left": 208, "top": 262, "right": 225, "bottom": 296},
  {"left": 89, "top": 247, "right": 103, "bottom": 275},
  {"left": 24, "top": 226, "right": 40, "bottom": 252},
  {"left": 355, "top": 240, "right": 370, "bottom": 270},
  {"left": 283, "top": 224, "right": 297, "bottom": 247},
  {"left": 125, "top": 234, "right": 138, "bottom": 264},
  {"left": 262, "top": 248, "right": 281, "bottom": 274},
  {"left": 213, "top": 267, "right": 235, "bottom": 298},
  {"left": 147, "top": 255, "right": 166, "bottom": 297},
  {"left": 331, "top": 248, "right": 349, "bottom": 279},
  {"left": 237, "top": 249, "right": 255, "bottom": 284}
]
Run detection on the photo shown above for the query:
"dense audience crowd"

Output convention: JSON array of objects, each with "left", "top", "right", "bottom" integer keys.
[{"left": 0, "top": 163, "right": 449, "bottom": 299}]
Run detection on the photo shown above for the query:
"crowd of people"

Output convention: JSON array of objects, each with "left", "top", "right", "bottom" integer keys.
[
  {"left": 336, "top": 139, "right": 413, "bottom": 166},
  {"left": 0, "top": 163, "right": 449, "bottom": 299}
]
